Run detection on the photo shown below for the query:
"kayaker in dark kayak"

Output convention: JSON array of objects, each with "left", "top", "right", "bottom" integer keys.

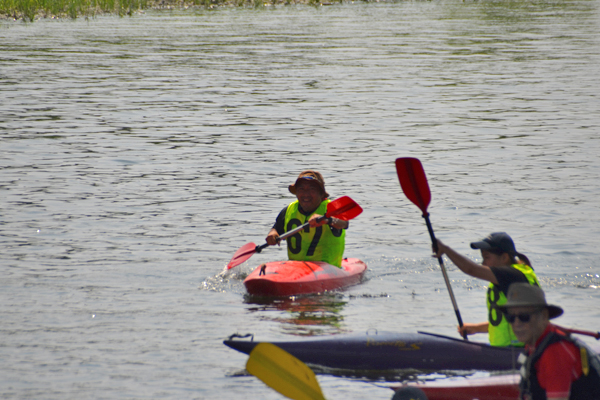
[
  {"left": 433, "top": 232, "right": 540, "bottom": 346},
  {"left": 500, "top": 283, "right": 600, "bottom": 400},
  {"left": 265, "top": 170, "right": 348, "bottom": 268}
]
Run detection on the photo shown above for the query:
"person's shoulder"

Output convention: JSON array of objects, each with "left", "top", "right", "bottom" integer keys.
[
  {"left": 543, "top": 327, "right": 579, "bottom": 357},
  {"left": 490, "top": 265, "right": 509, "bottom": 272},
  {"left": 499, "top": 265, "right": 528, "bottom": 277},
  {"left": 543, "top": 339, "right": 580, "bottom": 367},
  {"left": 491, "top": 265, "right": 528, "bottom": 286},
  {"left": 275, "top": 204, "right": 290, "bottom": 221}
]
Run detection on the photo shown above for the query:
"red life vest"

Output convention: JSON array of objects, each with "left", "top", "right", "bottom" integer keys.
[{"left": 519, "top": 326, "right": 600, "bottom": 400}]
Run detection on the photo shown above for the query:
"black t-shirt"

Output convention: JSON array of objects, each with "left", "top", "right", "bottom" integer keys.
[
  {"left": 272, "top": 206, "right": 291, "bottom": 235},
  {"left": 490, "top": 265, "right": 529, "bottom": 294}
]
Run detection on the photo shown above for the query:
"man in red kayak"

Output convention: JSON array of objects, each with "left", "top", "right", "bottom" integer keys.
[
  {"left": 501, "top": 283, "right": 600, "bottom": 400},
  {"left": 265, "top": 170, "right": 348, "bottom": 268},
  {"left": 433, "top": 232, "right": 540, "bottom": 346}
]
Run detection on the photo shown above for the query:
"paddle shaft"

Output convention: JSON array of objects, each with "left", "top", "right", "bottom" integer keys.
[
  {"left": 227, "top": 196, "right": 363, "bottom": 270},
  {"left": 555, "top": 325, "right": 600, "bottom": 340},
  {"left": 254, "top": 215, "right": 328, "bottom": 254},
  {"left": 423, "top": 213, "right": 466, "bottom": 338}
]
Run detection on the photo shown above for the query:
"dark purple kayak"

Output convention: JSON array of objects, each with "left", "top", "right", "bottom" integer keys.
[{"left": 223, "top": 331, "right": 524, "bottom": 372}]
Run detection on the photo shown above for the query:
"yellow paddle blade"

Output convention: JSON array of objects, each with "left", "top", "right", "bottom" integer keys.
[{"left": 246, "top": 343, "right": 326, "bottom": 400}]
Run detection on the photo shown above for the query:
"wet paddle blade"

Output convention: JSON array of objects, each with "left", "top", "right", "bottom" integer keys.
[
  {"left": 227, "top": 242, "right": 257, "bottom": 270},
  {"left": 395, "top": 158, "right": 431, "bottom": 213},
  {"left": 247, "top": 343, "right": 326, "bottom": 400},
  {"left": 326, "top": 195, "right": 363, "bottom": 221}
]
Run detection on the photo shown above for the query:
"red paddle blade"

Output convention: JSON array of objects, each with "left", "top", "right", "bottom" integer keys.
[
  {"left": 326, "top": 196, "right": 363, "bottom": 221},
  {"left": 395, "top": 158, "right": 431, "bottom": 213},
  {"left": 227, "top": 242, "right": 257, "bottom": 270}
]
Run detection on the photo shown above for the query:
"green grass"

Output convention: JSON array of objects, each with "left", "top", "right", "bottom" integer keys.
[
  {"left": 0, "top": 0, "right": 151, "bottom": 20},
  {"left": 1, "top": 0, "right": 342, "bottom": 21}
]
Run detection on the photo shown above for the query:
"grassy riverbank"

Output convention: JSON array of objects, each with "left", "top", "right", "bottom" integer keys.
[{"left": 1, "top": 0, "right": 331, "bottom": 21}]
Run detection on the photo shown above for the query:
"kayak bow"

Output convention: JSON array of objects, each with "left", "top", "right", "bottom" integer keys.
[
  {"left": 225, "top": 330, "right": 525, "bottom": 373},
  {"left": 244, "top": 258, "right": 367, "bottom": 297}
]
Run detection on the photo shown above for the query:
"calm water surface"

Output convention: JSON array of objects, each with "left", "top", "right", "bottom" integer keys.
[{"left": 1, "top": 1, "right": 599, "bottom": 399}]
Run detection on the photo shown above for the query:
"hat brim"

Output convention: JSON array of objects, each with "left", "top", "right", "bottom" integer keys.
[
  {"left": 470, "top": 240, "right": 492, "bottom": 250},
  {"left": 288, "top": 178, "right": 329, "bottom": 198},
  {"left": 547, "top": 305, "right": 563, "bottom": 319},
  {"left": 499, "top": 304, "right": 564, "bottom": 320}
]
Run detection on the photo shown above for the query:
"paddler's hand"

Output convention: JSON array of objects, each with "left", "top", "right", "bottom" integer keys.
[
  {"left": 432, "top": 239, "right": 448, "bottom": 259},
  {"left": 457, "top": 324, "right": 471, "bottom": 338},
  {"left": 266, "top": 229, "right": 281, "bottom": 246},
  {"left": 309, "top": 215, "right": 349, "bottom": 229},
  {"left": 308, "top": 214, "right": 327, "bottom": 227}
]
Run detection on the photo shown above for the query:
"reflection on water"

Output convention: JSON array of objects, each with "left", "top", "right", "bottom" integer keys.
[
  {"left": 311, "top": 364, "right": 486, "bottom": 382},
  {"left": 244, "top": 293, "right": 349, "bottom": 336},
  {"left": 244, "top": 292, "right": 392, "bottom": 336}
]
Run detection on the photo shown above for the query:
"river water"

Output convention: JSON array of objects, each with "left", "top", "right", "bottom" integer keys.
[{"left": 1, "top": 1, "right": 599, "bottom": 399}]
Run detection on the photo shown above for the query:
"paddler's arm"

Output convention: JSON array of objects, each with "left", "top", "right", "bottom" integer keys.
[
  {"left": 458, "top": 322, "right": 489, "bottom": 337},
  {"left": 308, "top": 214, "right": 349, "bottom": 230},
  {"left": 434, "top": 239, "right": 498, "bottom": 284},
  {"left": 266, "top": 207, "right": 287, "bottom": 246}
]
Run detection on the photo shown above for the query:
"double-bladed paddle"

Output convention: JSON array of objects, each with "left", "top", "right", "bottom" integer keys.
[
  {"left": 227, "top": 196, "right": 362, "bottom": 270},
  {"left": 246, "top": 342, "right": 327, "bottom": 400},
  {"left": 395, "top": 157, "right": 468, "bottom": 340}
]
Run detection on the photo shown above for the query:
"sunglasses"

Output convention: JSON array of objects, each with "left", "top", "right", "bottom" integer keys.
[{"left": 505, "top": 310, "right": 541, "bottom": 323}]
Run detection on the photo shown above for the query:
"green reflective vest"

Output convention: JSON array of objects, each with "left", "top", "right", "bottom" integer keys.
[
  {"left": 487, "top": 263, "right": 540, "bottom": 347},
  {"left": 284, "top": 200, "right": 346, "bottom": 268}
]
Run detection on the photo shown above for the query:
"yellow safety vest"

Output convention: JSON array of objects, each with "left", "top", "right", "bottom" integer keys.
[
  {"left": 284, "top": 200, "right": 346, "bottom": 268},
  {"left": 487, "top": 263, "right": 540, "bottom": 347}
]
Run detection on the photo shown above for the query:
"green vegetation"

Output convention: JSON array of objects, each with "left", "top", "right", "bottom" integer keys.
[
  {"left": 1, "top": 0, "right": 341, "bottom": 21},
  {"left": 1, "top": 0, "right": 148, "bottom": 20}
]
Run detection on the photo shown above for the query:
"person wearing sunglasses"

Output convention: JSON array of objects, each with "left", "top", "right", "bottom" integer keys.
[
  {"left": 265, "top": 170, "right": 348, "bottom": 268},
  {"left": 500, "top": 283, "right": 600, "bottom": 400},
  {"left": 433, "top": 232, "right": 540, "bottom": 346}
]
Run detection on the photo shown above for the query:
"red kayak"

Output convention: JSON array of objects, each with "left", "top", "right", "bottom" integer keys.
[
  {"left": 391, "top": 374, "right": 520, "bottom": 400},
  {"left": 243, "top": 258, "right": 367, "bottom": 296}
]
